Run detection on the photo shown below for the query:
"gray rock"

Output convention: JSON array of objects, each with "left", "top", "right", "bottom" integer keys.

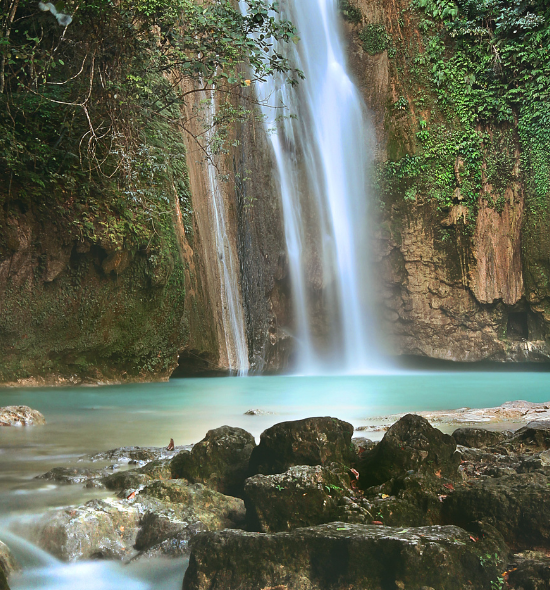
[
  {"left": 248, "top": 417, "right": 354, "bottom": 476},
  {"left": 0, "top": 541, "right": 19, "bottom": 578},
  {"left": 452, "top": 427, "right": 512, "bottom": 448},
  {"left": 182, "top": 522, "right": 508, "bottom": 590}
]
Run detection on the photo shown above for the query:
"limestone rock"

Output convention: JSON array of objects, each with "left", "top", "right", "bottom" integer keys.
[
  {"left": 248, "top": 417, "right": 354, "bottom": 476},
  {"left": 359, "top": 414, "right": 460, "bottom": 488},
  {"left": 244, "top": 465, "right": 349, "bottom": 532},
  {"left": 452, "top": 427, "right": 512, "bottom": 448},
  {"left": 0, "top": 406, "right": 45, "bottom": 426},
  {"left": 171, "top": 426, "right": 256, "bottom": 497},
  {"left": 182, "top": 523, "right": 507, "bottom": 590}
]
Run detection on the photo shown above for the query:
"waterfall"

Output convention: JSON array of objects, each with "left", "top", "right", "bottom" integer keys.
[
  {"left": 205, "top": 91, "right": 250, "bottom": 375},
  {"left": 241, "top": 0, "right": 381, "bottom": 374}
]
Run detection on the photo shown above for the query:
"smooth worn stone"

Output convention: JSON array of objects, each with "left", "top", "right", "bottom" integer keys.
[
  {"left": 0, "top": 541, "right": 19, "bottom": 579},
  {"left": 182, "top": 522, "right": 507, "bottom": 590},
  {"left": 452, "top": 427, "right": 512, "bottom": 448},
  {"left": 442, "top": 472, "right": 550, "bottom": 550},
  {"left": 0, "top": 406, "right": 45, "bottom": 427},
  {"left": 359, "top": 414, "right": 460, "bottom": 488},
  {"left": 244, "top": 465, "right": 349, "bottom": 532},
  {"left": 248, "top": 417, "right": 354, "bottom": 476},
  {"left": 171, "top": 426, "right": 255, "bottom": 497}
]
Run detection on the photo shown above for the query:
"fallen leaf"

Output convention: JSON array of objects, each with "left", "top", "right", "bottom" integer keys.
[
  {"left": 435, "top": 470, "right": 442, "bottom": 478},
  {"left": 443, "top": 483, "right": 454, "bottom": 491},
  {"left": 372, "top": 521, "right": 384, "bottom": 525},
  {"left": 127, "top": 491, "right": 136, "bottom": 500},
  {"left": 381, "top": 494, "right": 389, "bottom": 499},
  {"left": 469, "top": 535, "right": 478, "bottom": 542}
]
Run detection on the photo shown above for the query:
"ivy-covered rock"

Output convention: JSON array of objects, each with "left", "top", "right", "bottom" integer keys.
[
  {"left": 452, "top": 427, "right": 512, "bottom": 449},
  {"left": 358, "top": 414, "right": 460, "bottom": 488},
  {"left": 248, "top": 417, "right": 354, "bottom": 476},
  {"left": 244, "top": 465, "right": 349, "bottom": 532},
  {"left": 170, "top": 426, "right": 256, "bottom": 497},
  {"left": 182, "top": 522, "right": 508, "bottom": 590}
]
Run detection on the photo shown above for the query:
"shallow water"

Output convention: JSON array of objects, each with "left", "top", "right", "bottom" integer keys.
[{"left": 1, "top": 372, "right": 550, "bottom": 588}]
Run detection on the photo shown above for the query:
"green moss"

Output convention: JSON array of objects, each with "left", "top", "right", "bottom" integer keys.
[
  {"left": 339, "top": 0, "right": 363, "bottom": 24},
  {"left": 359, "top": 24, "right": 390, "bottom": 55}
]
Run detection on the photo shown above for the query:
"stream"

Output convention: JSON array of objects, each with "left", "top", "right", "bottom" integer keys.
[{"left": 1, "top": 373, "right": 550, "bottom": 589}]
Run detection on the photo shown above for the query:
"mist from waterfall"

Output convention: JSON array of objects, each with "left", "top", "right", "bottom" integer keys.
[
  {"left": 241, "top": 0, "right": 382, "bottom": 374},
  {"left": 205, "top": 91, "right": 249, "bottom": 375}
]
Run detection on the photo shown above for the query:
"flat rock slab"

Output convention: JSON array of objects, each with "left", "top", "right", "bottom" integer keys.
[
  {"left": 0, "top": 406, "right": 45, "bottom": 426},
  {"left": 183, "top": 522, "right": 506, "bottom": 590}
]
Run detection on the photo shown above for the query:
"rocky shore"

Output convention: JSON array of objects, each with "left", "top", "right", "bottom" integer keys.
[{"left": 3, "top": 411, "right": 550, "bottom": 589}]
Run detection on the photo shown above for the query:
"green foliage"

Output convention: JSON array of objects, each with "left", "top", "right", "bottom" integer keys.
[
  {"left": 339, "top": 0, "right": 363, "bottom": 24},
  {"left": 380, "top": 0, "right": 550, "bottom": 217},
  {"left": 0, "top": 0, "right": 301, "bottom": 247},
  {"left": 359, "top": 24, "right": 390, "bottom": 55}
]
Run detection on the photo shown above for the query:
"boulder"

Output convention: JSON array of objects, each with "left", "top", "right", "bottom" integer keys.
[
  {"left": 89, "top": 445, "right": 185, "bottom": 465},
  {"left": 442, "top": 472, "right": 550, "bottom": 549},
  {"left": 244, "top": 465, "right": 349, "bottom": 532},
  {"left": 171, "top": 426, "right": 256, "bottom": 497},
  {"left": 452, "top": 427, "right": 512, "bottom": 448},
  {"left": 182, "top": 522, "right": 507, "bottom": 590},
  {"left": 0, "top": 570, "right": 8, "bottom": 590},
  {"left": 248, "top": 417, "right": 354, "bottom": 476},
  {"left": 0, "top": 406, "right": 45, "bottom": 426},
  {"left": 12, "top": 480, "right": 245, "bottom": 561},
  {"left": 37, "top": 466, "right": 108, "bottom": 486},
  {"left": 508, "top": 555, "right": 550, "bottom": 589},
  {"left": 351, "top": 436, "right": 377, "bottom": 459},
  {"left": 506, "top": 421, "right": 550, "bottom": 452},
  {"left": 359, "top": 414, "right": 460, "bottom": 488}
]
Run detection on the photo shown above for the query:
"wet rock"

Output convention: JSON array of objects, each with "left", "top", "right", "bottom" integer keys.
[
  {"left": 359, "top": 414, "right": 460, "bottom": 488},
  {"left": 0, "top": 570, "right": 8, "bottom": 590},
  {"left": 88, "top": 445, "right": 187, "bottom": 465},
  {"left": 0, "top": 406, "right": 45, "bottom": 427},
  {"left": 0, "top": 541, "right": 19, "bottom": 579},
  {"left": 12, "top": 498, "right": 141, "bottom": 561},
  {"left": 37, "top": 466, "right": 108, "bottom": 486},
  {"left": 102, "top": 470, "right": 152, "bottom": 492},
  {"left": 182, "top": 522, "right": 507, "bottom": 590},
  {"left": 248, "top": 417, "right": 354, "bottom": 476},
  {"left": 443, "top": 472, "right": 550, "bottom": 549},
  {"left": 244, "top": 465, "right": 349, "bottom": 532},
  {"left": 13, "top": 480, "right": 245, "bottom": 562},
  {"left": 452, "top": 427, "right": 512, "bottom": 448},
  {"left": 171, "top": 426, "right": 256, "bottom": 497}
]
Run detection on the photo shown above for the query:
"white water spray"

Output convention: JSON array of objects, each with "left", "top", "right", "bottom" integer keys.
[
  {"left": 242, "top": 0, "right": 382, "bottom": 373},
  {"left": 204, "top": 91, "right": 249, "bottom": 375}
]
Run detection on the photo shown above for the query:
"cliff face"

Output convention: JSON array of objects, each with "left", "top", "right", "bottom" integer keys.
[{"left": 343, "top": 0, "right": 550, "bottom": 362}]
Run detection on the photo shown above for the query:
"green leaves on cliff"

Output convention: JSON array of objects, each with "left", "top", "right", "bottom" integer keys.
[{"left": 410, "top": 0, "right": 550, "bottom": 210}]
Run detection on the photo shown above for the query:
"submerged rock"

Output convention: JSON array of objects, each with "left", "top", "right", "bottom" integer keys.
[
  {"left": 171, "top": 426, "right": 256, "bottom": 497},
  {"left": 182, "top": 522, "right": 507, "bottom": 590},
  {"left": 37, "top": 466, "right": 109, "bottom": 486},
  {"left": 359, "top": 414, "right": 460, "bottom": 488},
  {"left": 244, "top": 465, "right": 349, "bottom": 532},
  {"left": 248, "top": 417, "right": 354, "bottom": 476},
  {"left": 0, "top": 406, "right": 45, "bottom": 427},
  {"left": 452, "top": 427, "right": 512, "bottom": 448}
]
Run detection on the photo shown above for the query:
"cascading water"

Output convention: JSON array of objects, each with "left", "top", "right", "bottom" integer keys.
[
  {"left": 204, "top": 91, "right": 249, "bottom": 375},
  {"left": 241, "top": 0, "right": 382, "bottom": 373}
]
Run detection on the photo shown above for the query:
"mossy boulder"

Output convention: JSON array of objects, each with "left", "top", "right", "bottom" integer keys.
[
  {"left": 182, "top": 522, "right": 508, "bottom": 590},
  {"left": 244, "top": 465, "right": 349, "bottom": 532},
  {"left": 248, "top": 417, "right": 354, "bottom": 476},
  {"left": 452, "top": 427, "right": 512, "bottom": 449},
  {"left": 359, "top": 414, "right": 460, "bottom": 488},
  {"left": 170, "top": 426, "right": 256, "bottom": 497}
]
